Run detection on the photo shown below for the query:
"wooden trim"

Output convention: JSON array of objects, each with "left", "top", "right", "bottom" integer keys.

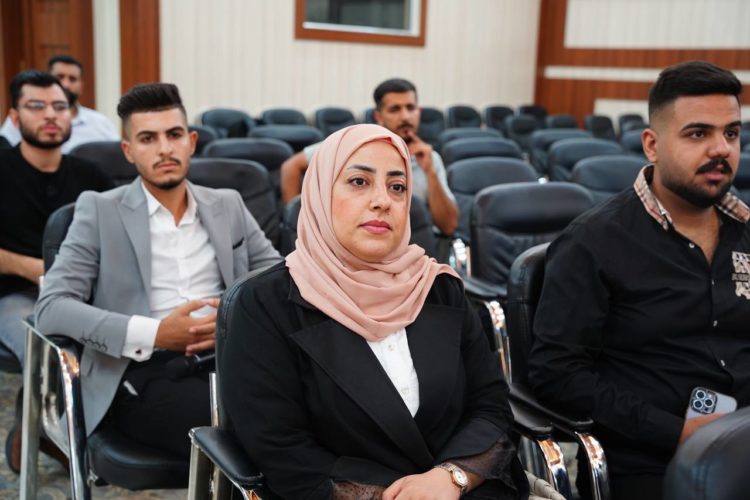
[
  {"left": 294, "top": 0, "right": 426, "bottom": 47},
  {"left": 67, "top": 0, "right": 96, "bottom": 109},
  {"left": 120, "top": 0, "right": 160, "bottom": 94}
]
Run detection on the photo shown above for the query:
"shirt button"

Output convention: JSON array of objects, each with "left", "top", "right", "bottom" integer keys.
[
  {"left": 400, "top": 387, "right": 410, "bottom": 395},
  {"left": 711, "top": 280, "right": 715, "bottom": 286},
  {"left": 720, "top": 359, "right": 726, "bottom": 367},
  {"left": 388, "top": 344, "right": 395, "bottom": 351},
  {"left": 688, "top": 242, "right": 696, "bottom": 249},
  {"left": 712, "top": 320, "right": 718, "bottom": 328}
]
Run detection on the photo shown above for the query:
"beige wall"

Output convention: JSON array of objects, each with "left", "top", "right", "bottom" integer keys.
[{"left": 159, "top": 0, "right": 542, "bottom": 121}]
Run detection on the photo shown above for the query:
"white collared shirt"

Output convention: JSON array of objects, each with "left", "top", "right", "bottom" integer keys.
[
  {"left": 122, "top": 182, "right": 224, "bottom": 361},
  {"left": 367, "top": 328, "right": 420, "bottom": 416}
]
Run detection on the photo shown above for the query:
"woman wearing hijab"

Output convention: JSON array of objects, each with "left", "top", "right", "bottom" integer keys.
[{"left": 220, "top": 124, "right": 529, "bottom": 499}]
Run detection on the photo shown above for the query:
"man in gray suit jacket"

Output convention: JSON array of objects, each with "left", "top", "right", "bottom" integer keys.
[{"left": 35, "top": 83, "right": 281, "bottom": 459}]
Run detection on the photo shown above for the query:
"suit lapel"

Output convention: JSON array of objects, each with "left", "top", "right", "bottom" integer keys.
[
  {"left": 192, "top": 184, "right": 234, "bottom": 286},
  {"left": 290, "top": 320, "right": 435, "bottom": 469},
  {"left": 118, "top": 180, "right": 152, "bottom": 296}
]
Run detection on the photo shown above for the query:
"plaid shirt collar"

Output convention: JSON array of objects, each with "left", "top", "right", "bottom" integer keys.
[{"left": 634, "top": 164, "right": 750, "bottom": 231}]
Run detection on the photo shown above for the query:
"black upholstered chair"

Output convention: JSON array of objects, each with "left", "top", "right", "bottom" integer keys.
[
  {"left": 518, "top": 105, "right": 547, "bottom": 126},
  {"left": 199, "top": 108, "right": 256, "bottom": 138},
  {"left": 21, "top": 204, "right": 191, "bottom": 500},
  {"left": 544, "top": 114, "right": 577, "bottom": 129},
  {"left": 441, "top": 137, "right": 523, "bottom": 167},
  {"left": 663, "top": 406, "right": 750, "bottom": 500},
  {"left": 528, "top": 129, "right": 592, "bottom": 175},
  {"left": 619, "top": 129, "right": 646, "bottom": 157},
  {"left": 279, "top": 195, "right": 302, "bottom": 256},
  {"left": 446, "top": 105, "right": 482, "bottom": 128},
  {"left": 188, "top": 158, "right": 281, "bottom": 249},
  {"left": 570, "top": 154, "right": 646, "bottom": 205},
  {"left": 437, "top": 127, "right": 502, "bottom": 151},
  {"left": 0, "top": 134, "right": 11, "bottom": 149},
  {"left": 504, "top": 115, "right": 542, "bottom": 154},
  {"left": 260, "top": 108, "right": 307, "bottom": 126},
  {"left": 732, "top": 153, "right": 750, "bottom": 206},
  {"left": 69, "top": 141, "right": 137, "bottom": 186},
  {"left": 416, "top": 106, "right": 445, "bottom": 148},
  {"left": 620, "top": 121, "right": 648, "bottom": 135},
  {"left": 202, "top": 137, "right": 294, "bottom": 200},
  {"left": 248, "top": 124, "right": 324, "bottom": 152},
  {"left": 314, "top": 107, "right": 356, "bottom": 137},
  {"left": 547, "top": 138, "right": 623, "bottom": 182},
  {"left": 617, "top": 113, "right": 645, "bottom": 135},
  {"left": 484, "top": 105, "right": 514, "bottom": 135},
  {"left": 584, "top": 115, "right": 616, "bottom": 141},
  {"left": 189, "top": 125, "right": 220, "bottom": 156},
  {"left": 741, "top": 121, "right": 750, "bottom": 151},
  {"left": 361, "top": 107, "right": 376, "bottom": 124}
]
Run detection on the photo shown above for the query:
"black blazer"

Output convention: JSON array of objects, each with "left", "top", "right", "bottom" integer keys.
[{"left": 220, "top": 262, "right": 527, "bottom": 499}]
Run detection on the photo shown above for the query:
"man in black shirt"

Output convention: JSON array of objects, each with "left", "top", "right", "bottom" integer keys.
[
  {"left": 0, "top": 70, "right": 112, "bottom": 368},
  {"left": 528, "top": 61, "right": 747, "bottom": 500}
]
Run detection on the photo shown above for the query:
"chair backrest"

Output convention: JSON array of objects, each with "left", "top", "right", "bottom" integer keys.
[
  {"left": 248, "top": 124, "right": 324, "bottom": 153},
  {"left": 417, "top": 106, "right": 445, "bottom": 148},
  {"left": 571, "top": 154, "right": 645, "bottom": 205},
  {"left": 518, "top": 104, "right": 547, "bottom": 123},
  {"left": 448, "top": 157, "right": 538, "bottom": 242},
  {"left": 188, "top": 158, "right": 281, "bottom": 248},
  {"left": 583, "top": 115, "right": 616, "bottom": 141},
  {"left": 484, "top": 105, "right": 514, "bottom": 134},
  {"left": 663, "top": 406, "right": 750, "bottom": 500},
  {"left": 314, "top": 107, "right": 356, "bottom": 137},
  {"left": 446, "top": 105, "right": 482, "bottom": 128},
  {"left": 470, "top": 183, "right": 593, "bottom": 287},
  {"left": 617, "top": 113, "right": 644, "bottom": 134},
  {"left": 362, "top": 107, "right": 376, "bottom": 124},
  {"left": 621, "top": 121, "right": 648, "bottom": 134},
  {"left": 200, "top": 108, "right": 256, "bottom": 138},
  {"left": 504, "top": 242, "right": 549, "bottom": 384},
  {"left": 261, "top": 108, "right": 307, "bottom": 126},
  {"left": 504, "top": 114, "right": 541, "bottom": 153},
  {"left": 732, "top": 153, "right": 750, "bottom": 206},
  {"left": 43, "top": 203, "right": 77, "bottom": 272},
  {"left": 545, "top": 114, "right": 577, "bottom": 129},
  {"left": 441, "top": 137, "right": 523, "bottom": 166},
  {"left": 189, "top": 125, "right": 219, "bottom": 156},
  {"left": 0, "top": 135, "right": 11, "bottom": 149},
  {"left": 437, "top": 127, "right": 502, "bottom": 150},
  {"left": 548, "top": 138, "right": 623, "bottom": 181},
  {"left": 619, "top": 129, "right": 646, "bottom": 156},
  {"left": 741, "top": 121, "right": 750, "bottom": 151},
  {"left": 280, "top": 195, "right": 302, "bottom": 256},
  {"left": 529, "top": 129, "right": 592, "bottom": 175},
  {"left": 69, "top": 141, "right": 137, "bottom": 186}
]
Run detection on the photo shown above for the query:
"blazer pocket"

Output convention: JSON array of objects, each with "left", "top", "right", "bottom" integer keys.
[{"left": 232, "top": 237, "right": 245, "bottom": 249}]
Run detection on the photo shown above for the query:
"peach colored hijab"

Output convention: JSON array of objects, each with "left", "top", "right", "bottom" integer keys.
[{"left": 285, "top": 124, "right": 458, "bottom": 341}]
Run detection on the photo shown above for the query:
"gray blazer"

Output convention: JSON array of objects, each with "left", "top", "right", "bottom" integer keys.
[{"left": 35, "top": 179, "right": 282, "bottom": 434}]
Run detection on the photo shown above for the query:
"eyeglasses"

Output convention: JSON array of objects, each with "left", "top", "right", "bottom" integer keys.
[{"left": 21, "top": 100, "right": 70, "bottom": 113}]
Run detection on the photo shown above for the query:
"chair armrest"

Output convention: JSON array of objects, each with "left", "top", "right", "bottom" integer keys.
[
  {"left": 509, "top": 382, "right": 594, "bottom": 433},
  {"left": 463, "top": 275, "right": 507, "bottom": 301},
  {"left": 511, "top": 399, "right": 553, "bottom": 438},
  {"left": 190, "top": 427, "right": 264, "bottom": 489}
]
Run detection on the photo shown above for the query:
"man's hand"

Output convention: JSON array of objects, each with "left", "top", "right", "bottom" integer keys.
[
  {"left": 404, "top": 130, "right": 435, "bottom": 176},
  {"left": 155, "top": 298, "right": 220, "bottom": 354},
  {"left": 0, "top": 248, "right": 44, "bottom": 285},
  {"left": 382, "top": 468, "right": 461, "bottom": 500},
  {"left": 679, "top": 413, "right": 726, "bottom": 444}
]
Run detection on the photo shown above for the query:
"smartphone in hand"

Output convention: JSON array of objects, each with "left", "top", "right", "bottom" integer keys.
[{"left": 685, "top": 387, "right": 737, "bottom": 420}]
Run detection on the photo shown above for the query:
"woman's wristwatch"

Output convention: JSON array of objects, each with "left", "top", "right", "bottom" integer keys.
[{"left": 436, "top": 462, "right": 468, "bottom": 495}]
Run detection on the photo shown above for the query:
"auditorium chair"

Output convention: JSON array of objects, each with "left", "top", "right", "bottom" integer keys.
[
  {"left": 570, "top": 155, "right": 646, "bottom": 205},
  {"left": 279, "top": 195, "right": 302, "bottom": 256},
  {"left": 189, "top": 125, "right": 219, "bottom": 156},
  {"left": 504, "top": 115, "right": 542, "bottom": 154},
  {"left": 248, "top": 124, "right": 324, "bottom": 152},
  {"left": 528, "top": 129, "right": 592, "bottom": 176},
  {"left": 202, "top": 137, "right": 294, "bottom": 201},
  {"left": 544, "top": 114, "right": 577, "bottom": 129},
  {"left": 741, "top": 121, "right": 750, "bottom": 151},
  {"left": 505, "top": 243, "right": 611, "bottom": 500},
  {"left": 584, "top": 115, "right": 617, "bottom": 141},
  {"left": 0, "top": 135, "right": 11, "bottom": 149},
  {"left": 484, "top": 105, "right": 514, "bottom": 135},
  {"left": 732, "top": 153, "right": 750, "bottom": 206},
  {"left": 620, "top": 121, "right": 648, "bottom": 135},
  {"left": 441, "top": 136, "right": 523, "bottom": 167},
  {"left": 617, "top": 113, "right": 645, "bottom": 135},
  {"left": 518, "top": 105, "right": 547, "bottom": 126},
  {"left": 260, "top": 108, "right": 307, "bottom": 126},
  {"left": 20, "top": 204, "right": 191, "bottom": 500},
  {"left": 69, "top": 141, "right": 137, "bottom": 186},
  {"left": 663, "top": 406, "right": 750, "bottom": 500},
  {"left": 361, "top": 107, "right": 376, "bottom": 124},
  {"left": 547, "top": 138, "right": 623, "bottom": 182},
  {"left": 619, "top": 130, "right": 646, "bottom": 157},
  {"left": 416, "top": 106, "right": 445, "bottom": 148},
  {"left": 199, "top": 108, "right": 256, "bottom": 138},
  {"left": 188, "top": 158, "right": 281, "bottom": 249},
  {"left": 436, "top": 127, "right": 502, "bottom": 151},
  {"left": 313, "top": 107, "right": 356, "bottom": 137},
  {"left": 446, "top": 105, "right": 482, "bottom": 128}
]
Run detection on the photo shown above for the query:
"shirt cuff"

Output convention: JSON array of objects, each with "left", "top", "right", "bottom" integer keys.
[{"left": 123, "top": 315, "right": 160, "bottom": 361}]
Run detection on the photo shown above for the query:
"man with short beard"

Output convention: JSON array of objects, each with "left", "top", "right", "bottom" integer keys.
[
  {"left": 0, "top": 55, "right": 119, "bottom": 152},
  {"left": 528, "top": 61, "right": 748, "bottom": 500}
]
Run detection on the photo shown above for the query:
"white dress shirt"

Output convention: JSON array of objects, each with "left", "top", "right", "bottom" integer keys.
[
  {"left": 122, "top": 182, "right": 224, "bottom": 361},
  {"left": 367, "top": 328, "right": 420, "bottom": 416}
]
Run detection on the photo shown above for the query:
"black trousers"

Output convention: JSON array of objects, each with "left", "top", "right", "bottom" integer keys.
[
  {"left": 577, "top": 467, "right": 664, "bottom": 500},
  {"left": 109, "top": 351, "right": 211, "bottom": 460}
]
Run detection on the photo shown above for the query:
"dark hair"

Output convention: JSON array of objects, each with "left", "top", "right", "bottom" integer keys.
[
  {"left": 373, "top": 78, "right": 417, "bottom": 109},
  {"left": 9, "top": 70, "right": 65, "bottom": 109},
  {"left": 648, "top": 61, "right": 742, "bottom": 121},
  {"left": 117, "top": 82, "right": 186, "bottom": 128},
  {"left": 47, "top": 54, "right": 84, "bottom": 74}
]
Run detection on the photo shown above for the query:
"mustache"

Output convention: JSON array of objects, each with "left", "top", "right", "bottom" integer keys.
[
  {"left": 153, "top": 157, "right": 182, "bottom": 168},
  {"left": 696, "top": 158, "right": 731, "bottom": 174}
]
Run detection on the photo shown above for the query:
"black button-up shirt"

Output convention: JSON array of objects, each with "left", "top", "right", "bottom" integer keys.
[{"left": 528, "top": 166, "right": 750, "bottom": 476}]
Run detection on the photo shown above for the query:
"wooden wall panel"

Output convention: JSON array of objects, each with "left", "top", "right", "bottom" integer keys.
[{"left": 120, "top": 0, "right": 160, "bottom": 93}]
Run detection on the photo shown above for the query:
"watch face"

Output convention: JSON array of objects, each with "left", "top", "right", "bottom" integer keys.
[{"left": 453, "top": 468, "right": 468, "bottom": 487}]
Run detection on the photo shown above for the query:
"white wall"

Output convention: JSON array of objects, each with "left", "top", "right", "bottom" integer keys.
[
  {"left": 92, "top": 0, "right": 121, "bottom": 128},
  {"left": 159, "top": 0, "right": 542, "bottom": 122}
]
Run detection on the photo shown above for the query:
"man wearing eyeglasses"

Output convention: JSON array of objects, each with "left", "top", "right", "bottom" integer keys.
[{"left": 0, "top": 55, "right": 120, "bottom": 152}]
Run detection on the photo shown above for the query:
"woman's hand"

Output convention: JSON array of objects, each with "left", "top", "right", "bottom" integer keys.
[{"left": 382, "top": 468, "right": 461, "bottom": 500}]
